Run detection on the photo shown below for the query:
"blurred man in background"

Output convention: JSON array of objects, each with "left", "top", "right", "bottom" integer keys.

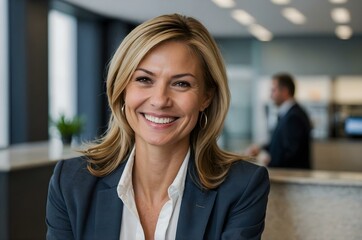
[{"left": 246, "top": 73, "right": 312, "bottom": 169}]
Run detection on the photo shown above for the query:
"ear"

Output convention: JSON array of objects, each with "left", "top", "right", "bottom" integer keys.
[{"left": 200, "top": 89, "right": 214, "bottom": 111}]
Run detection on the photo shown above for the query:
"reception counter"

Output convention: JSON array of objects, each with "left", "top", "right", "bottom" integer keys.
[
  {"left": 1, "top": 141, "right": 362, "bottom": 239},
  {"left": 0, "top": 140, "right": 79, "bottom": 240},
  {"left": 264, "top": 168, "right": 362, "bottom": 240}
]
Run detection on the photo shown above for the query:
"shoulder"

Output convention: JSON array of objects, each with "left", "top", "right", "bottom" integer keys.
[
  {"left": 287, "top": 103, "right": 311, "bottom": 124},
  {"left": 53, "top": 156, "right": 93, "bottom": 182},
  {"left": 226, "top": 160, "right": 269, "bottom": 187},
  {"left": 290, "top": 103, "right": 308, "bottom": 116},
  {"left": 217, "top": 160, "right": 270, "bottom": 200},
  {"left": 50, "top": 156, "right": 98, "bottom": 200},
  {"left": 55, "top": 156, "right": 88, "bottom": 173},
  {"left": 47, "top": 157, "right": 101, "bottom": 238}
]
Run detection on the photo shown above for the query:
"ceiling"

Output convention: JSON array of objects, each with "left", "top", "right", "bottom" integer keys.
[{"left": 64, "top": 0, "right": 362, "bottom": 39}]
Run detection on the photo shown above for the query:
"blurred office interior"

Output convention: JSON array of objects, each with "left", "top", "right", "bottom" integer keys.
[{"left": 1, "top": 0, "right": 362, "bottom": 239}]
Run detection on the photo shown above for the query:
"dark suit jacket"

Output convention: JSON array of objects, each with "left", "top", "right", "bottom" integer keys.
[
  {"left": 265, "top": 103, "right": 312, "bottom": 169},
  {"left": 46, "top": 154, "right": 269, "bottom": 240}
]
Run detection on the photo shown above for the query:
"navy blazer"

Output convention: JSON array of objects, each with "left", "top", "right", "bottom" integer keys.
[
  {"left": 46, "top": 154, "right": 270, "bottom": 240},
  {"left": 266, "top": 103, "right": 312, "bottom": 169}
]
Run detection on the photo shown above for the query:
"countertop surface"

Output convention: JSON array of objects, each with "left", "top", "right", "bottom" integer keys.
[
  {"left": 1, "top": 141, "right": 362, "bottom": 187},
  {"left": 268, "top": 168, "right": 362, "bottom": 187},
  {"left": 0, "top": 140, "right": 80, "bottom": 171}
]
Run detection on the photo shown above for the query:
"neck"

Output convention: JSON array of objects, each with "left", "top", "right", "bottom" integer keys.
[{"left": 132, "top": 142, "right": 189, "bottom": 203}]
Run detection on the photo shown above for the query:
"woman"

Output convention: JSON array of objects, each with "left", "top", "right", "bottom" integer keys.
[{"left": 46, "top": 14, "right": 269, "bottom": 240}]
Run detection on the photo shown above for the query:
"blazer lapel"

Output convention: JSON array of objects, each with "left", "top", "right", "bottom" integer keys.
[
  {"left": 94, "top": 162, "right": 126, "bottom": 240},
  {"left": 92, "top": 152, "right": 217, "bottom": 239},
  {"left": 176, "top": 156, "right": 217, "bottom": 240}
]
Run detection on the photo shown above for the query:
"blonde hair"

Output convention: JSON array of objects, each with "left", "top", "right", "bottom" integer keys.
[{"left": 83, "top": 14, "right": 245, "bottom": 189}]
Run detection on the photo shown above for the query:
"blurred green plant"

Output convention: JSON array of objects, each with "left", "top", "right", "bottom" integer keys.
[{"left": 51, "top": 114, "right": 84, "bottom": 144}]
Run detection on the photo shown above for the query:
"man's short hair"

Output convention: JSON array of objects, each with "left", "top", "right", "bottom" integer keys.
[{"left": 272, "top": 72, "right": 295, "bottom": 97}]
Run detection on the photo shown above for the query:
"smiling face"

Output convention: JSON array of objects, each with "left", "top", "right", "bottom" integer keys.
[{"left": 124, "top": 41, "right": 211, "bottom": 149}]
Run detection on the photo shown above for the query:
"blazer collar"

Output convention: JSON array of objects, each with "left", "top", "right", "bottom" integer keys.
[
  {"left": 94, "top": 160, "right": 127, "bottom": 240},
  {"left": 93, "top": 152, "right": 217, "bottom": 240},
  {"left": 176, "top": 152, "right": 217, "bottom": 239}
]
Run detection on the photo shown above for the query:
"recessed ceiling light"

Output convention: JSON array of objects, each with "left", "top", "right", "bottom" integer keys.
[
  {"left": 249, "top": 24, "right": 273, "bottom": 41},
  {"left": 231, "top": 9, "right": 255, "bottom": 26},
  {"left": 270, "top": 0, "right": 291, "bottom": 5},
  {"left": 211, "top": 0, "right": 235, "bottom": 8},
  {"left": 282, "top": 7, "right": 306, "bottom": 24},
  {"left": 331, "top": 8, "right": 350, "bottom": 23},
  {"left": 329, "top": 0, "right": 348, "bottom": 4},
  {"left": 335, "top": 25, "right": 353, "bottom": 39}
]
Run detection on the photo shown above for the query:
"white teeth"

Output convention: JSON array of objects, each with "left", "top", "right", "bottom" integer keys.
[{"left": 144, "top": 114, "right": 175, "bottom": 124}]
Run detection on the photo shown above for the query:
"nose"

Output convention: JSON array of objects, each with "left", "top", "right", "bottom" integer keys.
[{"left": 150, "top": 83, "right": 172, "bottom": 108}]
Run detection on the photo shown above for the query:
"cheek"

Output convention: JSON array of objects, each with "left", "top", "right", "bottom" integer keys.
[
  {"left": 124, "top": 87, "right": 143, "bottom": 107},
  {"left": 183, "top": 108, "right": 200, "bottom": 132},
  {"left": 183, "top": 96, "right": 203, "bottom": 118}
]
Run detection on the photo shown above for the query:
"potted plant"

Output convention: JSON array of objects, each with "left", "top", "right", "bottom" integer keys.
[{"left": 52, "top": 114, "right": 84, "bottom": 145}]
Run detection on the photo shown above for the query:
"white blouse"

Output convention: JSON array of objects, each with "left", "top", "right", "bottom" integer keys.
[{"left": 117, "top": 147, "right": 190, "bottom": 240}]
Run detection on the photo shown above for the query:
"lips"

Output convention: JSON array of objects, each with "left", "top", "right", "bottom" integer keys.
[{"left": 144, "top": 114, "right": 177, "bottom": 124}]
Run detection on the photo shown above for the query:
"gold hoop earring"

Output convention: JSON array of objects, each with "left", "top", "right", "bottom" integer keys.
[
  {"left": 121, "top": 104, "right": 125, "bottom": 116},
  {"left": 199, "top": 111, "right": 208, "bottom": 129}
]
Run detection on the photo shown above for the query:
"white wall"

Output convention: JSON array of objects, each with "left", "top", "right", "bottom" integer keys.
[
  {"left": 0, "top": 0, "right": 9, "bottom": 147},
  {"left": 334, "top": 76, "right": 362, "bottom": 104}
]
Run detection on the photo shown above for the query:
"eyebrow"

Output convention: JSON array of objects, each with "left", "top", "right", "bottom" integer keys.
[{"left": 135, "top": 68, "right": 196, "bottom": 79}]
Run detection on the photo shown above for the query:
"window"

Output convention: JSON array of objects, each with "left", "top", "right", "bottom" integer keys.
[
  {"left": 220, "top": 66, "right": 253, "bottom": 152},
  {"left": 0, "top": 0, "right": 9, "bottom": 148},
  {"left": 48, "top": 10, "right": 77, "bottom": 139}
]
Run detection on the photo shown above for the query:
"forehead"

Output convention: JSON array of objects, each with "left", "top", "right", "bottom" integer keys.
[
  {"left": 142, "top": 41, "right": 198, "bottom": 60},
  {"left": 272, "top": 79, "right": 280, "bottom": 87},
  {"left": 137, "top": 41, "right": 202, "bottom": 73}
]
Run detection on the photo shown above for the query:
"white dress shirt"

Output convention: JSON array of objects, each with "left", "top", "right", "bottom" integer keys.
[
  {"left": 278, "top": 99, "right": 295, "bottom": 118},
  {"left": 117, "top": 147, "right": 190, "bottom": 240}
]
